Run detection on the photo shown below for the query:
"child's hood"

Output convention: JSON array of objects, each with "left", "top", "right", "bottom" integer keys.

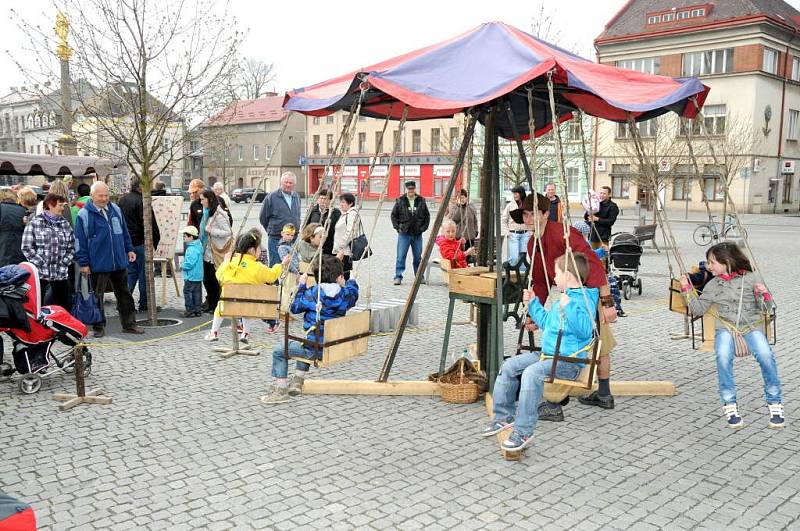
[
  {"left": 185, "top": 239, "right": 202, "bottom": 250},
  {"left": 563, "top": 287, "right": 599, "bottom": 311},
  {"left": 315, "top": 282, "right": 341, "bottom": 299}
]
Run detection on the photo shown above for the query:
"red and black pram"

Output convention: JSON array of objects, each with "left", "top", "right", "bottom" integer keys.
[{"left": 0, "top": 262, "right": 90, "bottom": 394}]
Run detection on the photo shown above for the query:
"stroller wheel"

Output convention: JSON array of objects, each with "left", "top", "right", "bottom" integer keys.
[
  {"left": 19, "top": 374, "right": 42, "bottom": 394},
  {"left": 636, "top": 278, "right": 643, "bottom": 295},
  {"left": 623, "top": 283, "right": 632, "bottom": 300}
]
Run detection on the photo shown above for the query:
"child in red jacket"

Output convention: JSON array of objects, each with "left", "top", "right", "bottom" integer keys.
[{"left": 436, "top": 219, "right": 475, "bottom": 269}]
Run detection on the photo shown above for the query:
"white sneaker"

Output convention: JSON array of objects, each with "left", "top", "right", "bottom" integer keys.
[
  {"left": 723, "top": 403, "right": 744, "bottom": 429},
  {"left": 768, "top": 403, "right": 785, "bottom": 429},
  {"left": 204, "top": 331, "right": 219, "bottom": 342},
  {"left": 239, "top": 332, "right": 250, "bottom": 345}
]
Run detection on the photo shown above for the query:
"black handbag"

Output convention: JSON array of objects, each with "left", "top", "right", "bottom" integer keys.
[{"left": 350, "top": 217, "right": 372, "bottom": 261}]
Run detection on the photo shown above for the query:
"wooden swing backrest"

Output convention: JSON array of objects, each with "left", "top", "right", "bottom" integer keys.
[
  {"left": 285, "top": 310, "right": 371, "bottom": 368},
  {"left": 218, "top": 284, "right": 280, "bottom": 319}
]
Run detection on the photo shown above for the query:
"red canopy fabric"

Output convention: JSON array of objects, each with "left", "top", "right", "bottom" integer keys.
[{"left": 284, "top": 21, "right": 709, "bottom": 139}]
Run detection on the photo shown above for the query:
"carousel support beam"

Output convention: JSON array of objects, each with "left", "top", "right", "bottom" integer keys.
[
  {"left": 378, "top": 112, "right": 478, "bottom": 382},
  {"left": 504, "top": 100, "right": 535, "bottom": 193}
]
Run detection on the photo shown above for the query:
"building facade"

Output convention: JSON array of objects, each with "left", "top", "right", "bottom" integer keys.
[
  {"left": 201, "top": 95, "right": 305, "bottom": 194},
  {"left": 594, "top": 0, "right": 800, "bottom": 214},
  {"left": 304, "top": 112, "right": 465, "bottom": 200}
]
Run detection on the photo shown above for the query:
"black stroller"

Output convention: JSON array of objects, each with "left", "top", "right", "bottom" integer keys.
[{"left": 608, "top": 232, "right": 644, "bottom": 300}]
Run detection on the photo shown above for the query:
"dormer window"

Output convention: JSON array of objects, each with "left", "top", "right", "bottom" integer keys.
[{"left": 647, "top": 4, "right": 710, "bottom": 25}]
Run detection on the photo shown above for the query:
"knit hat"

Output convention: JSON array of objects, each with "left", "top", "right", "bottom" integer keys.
[{"left": 573, "top": 220, "right": 591, "bottom": 241}]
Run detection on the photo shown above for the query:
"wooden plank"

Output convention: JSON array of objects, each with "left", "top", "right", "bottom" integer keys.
[
  {"left": 448, "top": 272, "right": 496, "bottom": 298},
  {"left": 302, "top": 379, "right": 440, "bottom": 396},
  {"left": 320, "top": 311, "right": 370, "bottom": 367},
  {"left": 485, "top": 393, "right": 522, "bottom": 460},
  {"left": 669, "top": 278, "right": 688, "bottom": 314},
  {"left": 218, "top": 284, "right": 279, "bottom": 319},
  {"left": 700, "top": 313, "right": 715, "bottom": 352}
]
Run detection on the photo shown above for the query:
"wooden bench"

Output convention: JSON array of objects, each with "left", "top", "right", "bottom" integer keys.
[{"left": 633, "top": 224, "right": 659, "bottom": 252}]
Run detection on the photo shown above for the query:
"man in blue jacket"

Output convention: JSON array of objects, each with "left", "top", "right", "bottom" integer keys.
[
  {"left": 75, "top": 181, "right": 144, "bottom": 337},
  {"left": 259, "top": 171, "right": 301, "bottom": 266}
]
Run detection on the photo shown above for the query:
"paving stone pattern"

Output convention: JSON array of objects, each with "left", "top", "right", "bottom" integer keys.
[{"left": 1, "top": 203, "right": 799, "bottom": 530}]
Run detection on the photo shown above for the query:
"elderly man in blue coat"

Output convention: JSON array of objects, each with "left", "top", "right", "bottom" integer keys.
[
  {"left": 75, "top": 181, "right": 144, "bottom": 337},
  {"left": 259, "top": 171, "right": 301, "bottom": 266}
]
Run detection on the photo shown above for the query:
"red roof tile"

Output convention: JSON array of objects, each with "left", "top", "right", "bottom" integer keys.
[{"left": 207, "top": 95, "right": 287, "bottom": 126}]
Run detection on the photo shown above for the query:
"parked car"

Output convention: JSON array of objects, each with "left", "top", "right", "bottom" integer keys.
[{"left": 231, "top": 188, "right": 266, "bottom": 203}]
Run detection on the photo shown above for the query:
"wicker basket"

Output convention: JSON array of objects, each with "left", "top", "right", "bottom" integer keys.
[{"left": 438, "top": 368, "right": 480, "bottom": 404}]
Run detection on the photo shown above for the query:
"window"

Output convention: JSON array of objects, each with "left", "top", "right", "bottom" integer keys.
[
  {"left": 662, "top": 13, "right": 674, "bottom": 22},
  {"left": 616, "top": 119, "right": 657, "bottom": 138},
  {"left": 193, "top": 158, "right": 201, "bottom": 171},
  {"left": 326, "top": 134, "right": 334, "bottom": 154},
  {"left": 312, "top": 117, "right": 320, "bottom": 125},
  {"left": 393, "top": 130, "right": 402, "bottom": 152},
  {"left": 702, "top": 177, "right": 724, "bottom": 201},
  {"left": 681, "top": 104, "right": 726, "bottom": 136},
  {"left": 647, "top": 15, "right": 661, "bottom": 24},
  {"left": 411, "top": 129, "right": 421, "bottom": 152},
  {"left": 113, "top": 140, "right": 120, "bottom": 153},
  {"left": 190, "top": 140, "right": 200, "bottom": 152},
  {"left": 312, "top": 135, "right": 320, "bottom": 155},
  {"left": 682, "top": 49, "right": 734, "bottom": 76},
  {"left": 677, "top": 11, "right": 690, "bottom": 19},
  {"left": 164, "top": 138, "right": 171, "bottom": 152},
  {"left": 611, "top": 176, "right": 631, "bottom": 199},
  {"left": 358, "top": 132, "right": 367, "bottom": 154},
  {"left": 265, "top": 144, "right": 273, "bottom": 160},
  {"left": 789, "top": 110, "right": 800, "bottom": 141},
  {"left": 237, "top": 144, "right": 243, "bottom": 161},
  {"left": 375, "top": 131, "right": 384, "bottom": 153},
  {"left": 449, "top": 127, "right": 459, "bottom": 151},
  {"left": 566, "top": 166, "right": 580, "bottom": 194},
  {"left": 36, "top": 145, "right": 41, "bottom": 154},
  {"left": 783, "top": 177, "right": 793, "bottom": 203},
  {"left": 616, "top": 57, "right": 660, "bottom": 74},
  {"left": 253, "top": 144, "right": 260, "bottom": 160},
  {"left": 763, "top": 47, "right": 779, "bottom": 74},
  {"left": 691, "top": 8, "right": 705, "bottom": 16},
  {"left": 431, "top": 128, "right": 441, "bottom": 152},
  {"left": 672, "top": 177, "right": 690, "bottom": 200},
  {"left": 567, "top": 120, "right": 582, "bottom": 142},
  {"left": 326, "top": 115, "right": 334, "bottom": 124},
  {"left": 792, "top": 57, "right": 800, "bottom": 82}
]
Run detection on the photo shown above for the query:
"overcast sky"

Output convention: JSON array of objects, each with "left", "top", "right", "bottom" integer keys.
[{"left": 2, "top": 0, "right": 800, "bottom": 97}]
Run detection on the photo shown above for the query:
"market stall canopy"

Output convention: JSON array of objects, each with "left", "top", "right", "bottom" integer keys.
[
  {"left": 284, "top": 21, "right": 709, "bottom": 139},
  {"left": 0, "top": 152, "right": 117, "bottom": 177}
]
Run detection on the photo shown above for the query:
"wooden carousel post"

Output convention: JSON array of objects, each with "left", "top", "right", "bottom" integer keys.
[
  {"left": 476, "top": 108, "right": 496, "bottom": 376},
  {"left": 378, "top": 113, "right": 478, "bottom": 382},
  {"left": 491, "top": 113, "right": 504, "bottom": 390}
]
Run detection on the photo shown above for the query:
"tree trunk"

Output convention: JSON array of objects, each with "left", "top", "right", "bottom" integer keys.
[{"left": 141, "top": 167, "right": 158, "bottom": 327}]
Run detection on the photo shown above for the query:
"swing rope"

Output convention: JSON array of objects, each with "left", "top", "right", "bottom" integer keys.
[
  {"left": 574, "top": 110, "right": 606, "bottom": 246},
  {"left": 546, "top": 71, "right": 599, "bottom": 336}
]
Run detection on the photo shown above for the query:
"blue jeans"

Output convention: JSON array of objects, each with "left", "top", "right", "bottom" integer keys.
[
  {"left": 395, "top": 233, "right": 423, "bottom": 280},
  {"left": 492, "top": 353, "right": 581, "bottom": 437},
  {"left": 715, "top": 329, "right": 782, "bottom": 405},
  {"left": 272, "top": 340, "right": 314, "bottom": 378},
  {"left": 506, "top": 232, "right": 530, "bottom": 271},
  {"left": 127, "top": 244, "right": 148, "bottom": 309},
  {"left": 183, "top": 280, "right": 202, "bottom": 313},
  {"left": 267, "top": 235, "right": 282, "bottom": 267}
]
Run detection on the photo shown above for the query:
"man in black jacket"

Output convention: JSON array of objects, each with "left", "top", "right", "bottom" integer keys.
[
  {"left": 119, "top": 177, "right": 161, "bottom": 312},
  {"left": 390, "top": 180, "right": 430, "bottom": 285},
  {"left": 306, "top": 189, "right": 341, "bottom": 255},
  {"left": 584, "top": 185, "right": 619, "bottom": 247}
]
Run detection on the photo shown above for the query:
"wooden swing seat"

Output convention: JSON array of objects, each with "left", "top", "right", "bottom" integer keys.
[
  {"left": 215, "top": 284, "right": 280, "bottom": 358},
  {"left": 285, "top": 310, "right": 371, "bottom": 368}
]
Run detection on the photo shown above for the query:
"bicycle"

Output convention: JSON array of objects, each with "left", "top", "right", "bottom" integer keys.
[{"left": 692, "top": 214, "right": 747, "bottom": 246}]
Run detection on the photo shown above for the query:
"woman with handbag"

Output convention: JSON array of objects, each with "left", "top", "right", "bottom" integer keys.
[
  {"left": 199, "top": 190, "right": 232, "bottom": 312},
  {"left": 21, "top": 193, "right": 75, "bottom": 309},
  {"left": 332, "top": 193, "right": 359, "bottom": 280}
]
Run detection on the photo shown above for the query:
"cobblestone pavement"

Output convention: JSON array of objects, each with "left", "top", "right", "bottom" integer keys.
[{"left": 1, "top": 202, "right": 799, "bottom": 530}]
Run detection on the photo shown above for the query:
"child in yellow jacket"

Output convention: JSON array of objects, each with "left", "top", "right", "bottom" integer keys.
[{"left": 205, "top": 229, "right": 291, "bottom": 342}]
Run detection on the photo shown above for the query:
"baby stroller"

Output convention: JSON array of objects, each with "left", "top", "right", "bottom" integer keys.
[
  {"left": 0, "top": 262, "right": 90, "bottom": 394},
  {"left": 608, "top": 233, "right": 644, "bottom": 300}
]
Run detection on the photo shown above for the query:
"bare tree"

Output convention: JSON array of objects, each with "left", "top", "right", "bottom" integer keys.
[
  {"left": 14, "top": 0, "right": 243, "bottom": 325},
  {"left": 233, "top": 58, "right": 275, "bottom": 100}
]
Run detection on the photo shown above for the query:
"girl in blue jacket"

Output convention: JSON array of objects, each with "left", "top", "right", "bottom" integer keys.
[
  {"left": 261, "top": 255, "right": 359, "bottom": 404},
  {"left": 483, "top": 252, "right": 599, "bottom": 452}
]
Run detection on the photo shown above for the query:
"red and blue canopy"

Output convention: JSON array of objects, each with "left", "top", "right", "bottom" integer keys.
[{"left": 284, "top": 21, "right": 709, "bottom": 139}]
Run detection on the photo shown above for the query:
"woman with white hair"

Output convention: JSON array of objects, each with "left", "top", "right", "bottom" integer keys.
[{"left": 212, "top": 182, "right": 233, "bottom": 225}]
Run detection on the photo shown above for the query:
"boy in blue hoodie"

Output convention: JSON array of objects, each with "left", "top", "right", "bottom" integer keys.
[
  {"left": 261, "top": 255, "right": 359, "bottom": 404},
  {"left": 181, "top": 226, "right": 204, "bottom": 317},
  {"left": 483, "top": 252, "right": 599, "bottom": 451}
]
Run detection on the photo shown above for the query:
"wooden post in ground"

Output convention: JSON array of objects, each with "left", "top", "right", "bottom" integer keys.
[{"left": 51, "top": 346, "right": 112, "bottom": 412}]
